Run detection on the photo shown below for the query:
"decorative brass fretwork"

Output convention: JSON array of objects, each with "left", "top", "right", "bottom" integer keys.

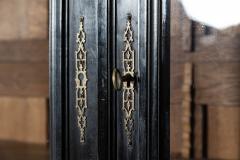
[
  {"left": 122, "top": 15, "right": 135, "bottom": 146},
  {"left": 75, "top": 17, "right": 88, "bottom": 143}
]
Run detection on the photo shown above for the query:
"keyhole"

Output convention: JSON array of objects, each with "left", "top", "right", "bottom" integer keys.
[{"left": 78, "top": 73, "right": 85, "bottom": 86}]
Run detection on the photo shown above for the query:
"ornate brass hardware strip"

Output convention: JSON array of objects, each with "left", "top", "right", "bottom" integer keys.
[
  {"left": 75, "top": 17, "right": 88, "bottom": 143},
  {"left": 122, "top": 15, "right": 135, "bottom": 147}
]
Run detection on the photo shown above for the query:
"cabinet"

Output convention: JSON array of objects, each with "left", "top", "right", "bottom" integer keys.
[{"left": 50, "top": 0, "right": 170, "bottom": 159}]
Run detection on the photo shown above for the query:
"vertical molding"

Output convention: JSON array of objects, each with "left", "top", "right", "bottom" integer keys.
[
  {"left": 159, "top": 0, "right": 170, "bottom": 159},
  {"left": 147, "top": 0, "right": 170, "bottom": 159},
  {"left": 50, "top": 0, "right": 63, "bottom": 159}
]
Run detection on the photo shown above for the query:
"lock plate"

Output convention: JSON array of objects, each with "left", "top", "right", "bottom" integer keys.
[{"left": 122, "top": 15, "right": 135, "bottom": 147}]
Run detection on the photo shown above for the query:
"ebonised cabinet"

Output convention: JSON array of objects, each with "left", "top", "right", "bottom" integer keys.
[{"left": 50, "top": 0, "right": 170, "bottom": 159}]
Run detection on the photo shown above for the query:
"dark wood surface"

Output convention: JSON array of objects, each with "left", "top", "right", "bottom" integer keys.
[
  {"left": 50, "top": 0, "right": 66, "bottom": 160},
  {"left": 50, "top": 0, "right": 170, "bottom": 159},
  {"left": 0, "top": 141, "right": 48, "bottom": 160},
  {"left": 68, "top": 0, "right": 102, "bottom": 159},
  {"left": 115, "top": 0, "right": 147, "bottom": 159}
]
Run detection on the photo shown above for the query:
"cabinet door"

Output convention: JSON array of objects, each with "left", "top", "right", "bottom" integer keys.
[
  {"left": 114, "top": 1, "right": 147, "bottom": 159},
  {"left": 111, "top": 0, "right": 170, "bottom": 159},
  {"left": 50, "top": 0, "right": 170, "bottom": 159},
  {"left": 68, "top": 0, "right": 108, "bottom": 159}
]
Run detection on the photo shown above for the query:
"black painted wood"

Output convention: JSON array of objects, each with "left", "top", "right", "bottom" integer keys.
[
  {"left": 68, "top": 0, "right": 98, "bottom": 159},
  {"left": 114, "top": 0, "right": 147, "bottom": 160},
  {"left": 97, "top": 0, "right": 109, "bottom": 160},
  {"left": 50, "top": 0, "right": 170, "bottom": 159},
  {"left": 49, "top": 0, "right": 65, "bottom": 160},
  {"left": 159, "top": 0, "right": 170, "bottom": 159}
]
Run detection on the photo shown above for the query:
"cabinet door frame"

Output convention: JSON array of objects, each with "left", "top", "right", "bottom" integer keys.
[
  {"left": 50, "top": 0, "right": 69, "bottom": 160},
  {"left": 49, "top": 0, "right": 170, "bottom": 159}
]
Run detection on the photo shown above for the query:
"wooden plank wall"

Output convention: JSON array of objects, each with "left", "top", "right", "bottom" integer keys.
[
  {"left": 171, "top": 0, "right": 240, "bottom": 159},
  {"left": 0, "top": 0, "right": 48, "bottom": 40},
  {"left": 0, "top": 0, "right": 48, "bottom": 144},
  {"left": 208, "top": 106, "right": 240, "bottom": 159},
  {"left": 0, "top": 97, "right": 48, "bottom": 144}
]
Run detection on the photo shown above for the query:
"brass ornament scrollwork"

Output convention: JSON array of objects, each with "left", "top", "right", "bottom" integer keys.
[
  {"left": 75, "top": 17, "right": 88, "bottom": 143},
  {"left": 122, "top": 15, "right": 135, "bottom": 147}
]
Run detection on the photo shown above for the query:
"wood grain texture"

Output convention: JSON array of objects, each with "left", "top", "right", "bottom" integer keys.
[
  {"left": 181, "top": 63, "right": 192, "bottom": 159},
  {"left": 170, "top": 0, "right": 240, "bottom": 158},
  {"left": 171, "top": 63, "right": 184, "bottom": 105},
  {"left": 0, "top": 0, "right": 49, "bottom": 151},
  {"left": 195, "top": 62, "right": 240, "bottom": 106},
  {"left": 0, "top": 40, "right": 48, "bottom": 62},
  {"left": 0, "top": 0, "right": 48, "bottom": 40},
  {"left": 170, "top": 104, "right": 182, "bottom": 156},
  {"left": 0, "top": 97, "right": 48, "bottom": 144},
  {"left": 170, "top": 0, "right": 182, "bottom": 37},
  {"left": 208, "top": 106, "right": 240, "bottom": 160},
  {"left": 171, "top": 34, "right": 240, "bottom": 63},
  {"left": 193, "top": 105, "right": 204, "bottom": 159},
  {"left": 0, "top": 141, "right": 48, "bottom": 160},
  {"left": 170, "top": 1, "right": 240, "bottom": 64},
  {"left": 0, "top": 63, "right": 48, "bottom": 97}
]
